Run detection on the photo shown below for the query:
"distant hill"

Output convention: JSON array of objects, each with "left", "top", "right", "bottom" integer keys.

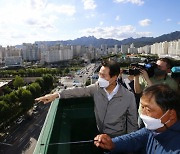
[{"left": 33, "top": 31, "right": 180, "bottom": 48}]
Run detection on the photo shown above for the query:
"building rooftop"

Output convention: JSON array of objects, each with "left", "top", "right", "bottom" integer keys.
[{"left": 0, "top": 80, "right": 12, "bottom": 88}]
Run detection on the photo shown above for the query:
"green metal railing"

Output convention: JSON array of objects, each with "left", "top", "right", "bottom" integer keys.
[
  {"left": 33, "top": 98, "right": 59, "bottom": 154},
  {"left": 34, "top": 97, "right": 101, "bottom": 154}
]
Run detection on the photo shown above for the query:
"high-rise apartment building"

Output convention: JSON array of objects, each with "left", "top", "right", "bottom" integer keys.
[
  {"left": 114, "top": 44, "right": 119, "bottom": 54},
  {"left": 44, "top": 45, "right": 73, "bottom": 63},
  {"left": 0, "top": 46, "right": 5, "bottom": 64},
  {"left": 128, "top": 43, "right": 138, "bottom": 54},
  {"left": 22, "top": 43, "right": 40, "bottom": 61},
  {"left": 5, "top": 46, "right": 21, "bottom": 57},
  {"left": 138, "top": 45, "right": 151, "bottom": 54},
  {"left": 168, "top": 39, "right": 180, "bottom": 56},
  {"left": 121, "top": 45, "right": 129, "bottom": 54},
  {"left": 100, "top": 44, "right": 108, "bottom": 55}
]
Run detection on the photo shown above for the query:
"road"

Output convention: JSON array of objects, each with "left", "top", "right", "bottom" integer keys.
[
  {"left": 74, "top": 63, "right": 100, "bottom": 84},
  {"left": 0, "top": 104, "right": 50, "bottom": 154},
  {"left": 59, "top": 63, "right": 100, "bottom": 88}
]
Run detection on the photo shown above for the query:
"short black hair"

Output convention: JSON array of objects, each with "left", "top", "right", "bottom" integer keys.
[
  {"left": 142, "top": 84, "right": 180, "bottom": 119},
  {"left": 101, "top": 59, "right": 120, "bottom": 78},
  {"left": 158, "top": 58, "right": 172, "bottom": 69}
]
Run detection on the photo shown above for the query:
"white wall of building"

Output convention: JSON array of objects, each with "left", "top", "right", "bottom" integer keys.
[
  {"left": 128, "top": 47, "right": 138, "bottom": 54},
  {"left": 22, "top": 43, "right": 40, "bottom": 61},
  {"left": 138, "top": 45, "right": 151, "bottom": 54},
  {"left": 121, "top": 45, "right": 129, "bottom": 54}
]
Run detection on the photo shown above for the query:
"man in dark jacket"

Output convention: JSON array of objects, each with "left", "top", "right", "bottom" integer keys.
[{"left": 94, "top": 84, "right": 180, "bottom": 153}]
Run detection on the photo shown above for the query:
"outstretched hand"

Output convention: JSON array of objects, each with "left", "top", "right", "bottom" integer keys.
[
  {"left": 94, "top": 134, "right": 115, "bottom": 151},
  {"left": 35, "top": 93, "right": 59, "bottom": 104}
]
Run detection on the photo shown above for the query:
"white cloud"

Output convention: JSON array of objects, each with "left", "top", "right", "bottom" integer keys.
[
  {"left": 82, "top": 0, "right": 97, "bottom": 10},
  {"left": 139, "top": 19, "right": 151, "bottom": 26},
  {"left": 99, "top": 21, "right": 104, "bottom": 26},
  {"left": 85, "top": 13, "right": 95, "bottom": 18},
  {"left": 79, "top": 25, "right": 152, "bottom": 40},
  {"left": 29, "top": 0, "right": 47, "bottom": 10},
  {"left": 0, "top": 0, "right": 77, "bottom": 46},
  {"left": 178, "top": 22, "right": 180, "bottom": 25},
  {"left": 115, "top": 16, "right": 120, "bottom": 21},
  {"left": 166, "top": 18, "right": 172, "bottom": 22},
  {"left": 114, "top": 0, "right": 144, "bottom": 6},
  {"left": 46, "top": 4, "right": 76, "bottom": 16}
]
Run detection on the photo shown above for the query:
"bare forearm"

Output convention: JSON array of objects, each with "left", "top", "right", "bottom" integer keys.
[
  {"left": 144, "top": 77, "right": 152, "bottom": 86},
  {"left": 134, "top": 76, "right": 142, "bottom": 94}
]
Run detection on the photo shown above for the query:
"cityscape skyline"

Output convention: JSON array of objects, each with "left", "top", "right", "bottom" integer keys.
[{"left": 0, "top": 0, "right": 180, "bottom": 47}]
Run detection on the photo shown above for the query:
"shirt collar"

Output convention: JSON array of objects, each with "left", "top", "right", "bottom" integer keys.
[{"left": 104, "top": 83, "right": 119, "bottom": 101}]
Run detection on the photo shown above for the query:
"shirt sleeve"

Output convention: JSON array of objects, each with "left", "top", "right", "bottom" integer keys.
[
  {"left": 111, "top": 128, "right": 149, "bottom": 153},
  {"left": 59, "top": 84, "right": 97, "bottom": 99}
]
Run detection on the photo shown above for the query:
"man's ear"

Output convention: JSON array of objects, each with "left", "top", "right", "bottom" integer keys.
[
  {"left": 166, "top": 67, "right": 171, "bottom": 73},
  {"left": 169, "top": 109, "right": 177, "bottom": 121}
]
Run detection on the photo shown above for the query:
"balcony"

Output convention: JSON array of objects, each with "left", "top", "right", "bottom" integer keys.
[{"left": 34, "top": 97, "right": 101, "bottom": 154}]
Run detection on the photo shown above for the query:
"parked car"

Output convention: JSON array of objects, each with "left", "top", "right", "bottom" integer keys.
[
  {"left": 16, "top": 118, "right": 23, "bottom": 124},
  {"left": 72, "top": 80, "right": 83, "bottom": 87},
  {"left": 16, "top": 115, "right": 24, "bottom": 124}
]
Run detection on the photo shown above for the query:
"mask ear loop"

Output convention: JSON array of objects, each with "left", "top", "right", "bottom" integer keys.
[
  {"left": 161, "top": 110, "right": 170, "bottom": 129},
  {"left": 160, "top": 110, "right": 169, "bottom": 119},
  {"left": 164, "top": 119, "right": 171, "bottom": 129}
]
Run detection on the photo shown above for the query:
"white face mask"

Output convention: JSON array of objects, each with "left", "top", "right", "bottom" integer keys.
[
  {"left": 140, "top": 111, "right": 169, "bottom": 130},
  {"left": 98, "top": 77, "right": 109, "bottom": 88}
]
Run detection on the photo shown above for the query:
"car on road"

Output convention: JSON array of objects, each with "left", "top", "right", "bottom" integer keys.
[
  {"left": 16, "top": 115, "right": 25, "bottom": 124},
  {"left": 73, "top": 80, "right": 83, "bottom": 87},
  {"left": 33, "top": 110, "right": 39, "bottom": 115},
  {"left": 16, "top": 118, "right": 24, "bottom": 124}
]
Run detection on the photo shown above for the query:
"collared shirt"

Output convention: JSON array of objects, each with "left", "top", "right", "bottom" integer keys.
[
  {"left": 123, "top": 78, "right": 132, "bottom": 91},
  {"left": 104, "top": 83, "right": 120, "bottom": 101}
]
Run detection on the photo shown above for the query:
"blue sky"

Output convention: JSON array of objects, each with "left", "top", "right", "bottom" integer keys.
[{"left": 0, "top": 0, "right": 179, "bottom": 46}]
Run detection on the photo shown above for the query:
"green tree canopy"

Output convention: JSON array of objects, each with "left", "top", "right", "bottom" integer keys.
[
  {"left": 21, "top": 89, "right": 33, "bottom": 110},
  {"left": 0, "top": 101, "right": 10, "bottom": 122},
  {"left": 13, "top": 75, "right": 25, "bottom": 89},
  {"left": 2, "top": 86, "right": 12, "bottom": 95},
  {"left": 35, "top": 78, "right": 45, "bottom": 93},
  {"left": 64, "top": 68, "right": 70, "bottom": 74},
  {"left": 27, "top": 82, "right": 41, "bottom": 99},
  {"left": 42, "top": 74, "right": 54, "bottom": 92}
]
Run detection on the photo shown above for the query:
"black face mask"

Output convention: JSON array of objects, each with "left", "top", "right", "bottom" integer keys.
[{"left": 154, "top": 68, "right": 167, "bottom": 76}]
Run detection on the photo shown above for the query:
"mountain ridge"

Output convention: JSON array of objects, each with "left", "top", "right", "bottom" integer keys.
[{"left": 34, "top": 31, "right": 180, "bottom": 48}]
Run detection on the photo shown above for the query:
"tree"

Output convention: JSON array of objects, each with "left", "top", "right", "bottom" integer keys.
[
  {"left": 42, "top": 74, "right": 54, "bottom": 92},
  {"left": 2, "top": 86, "right": 12, "bottom": 95},
  {"left": 35, "top": 78, "right": 45, "bottom": 94},
  {"left": 57, "top": 69, "right": 63, "bottom": 76},
  {"left": 13, "top": 75, "right": 25, "bottom": 89},
  {"left": 64, "top": 68, "right": 70, "bottom": 75},
  {"left": 8, "top": 91, "right": 18, "bottom": 105},
  {"left": 21, "top": 89, "right": 33, "bottom": 110},
  {"left": 0, "top": 101, "right": 10, "bottom": 122},
  {"left": 18, "top": 69, "right": 26, "bottom": 77},
  {"left": 27, "top": 83, "right": 41, "bottom": 99}
]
